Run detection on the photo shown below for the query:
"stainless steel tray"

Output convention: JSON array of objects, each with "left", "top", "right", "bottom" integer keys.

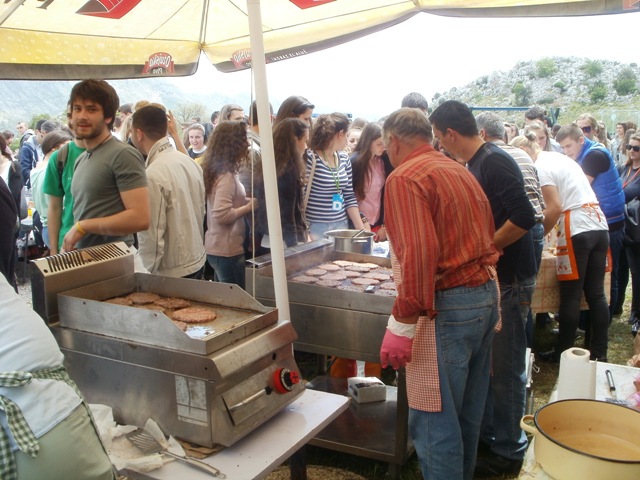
[{"left": 58, "top": 273, "right": 277, "bottom": 355}]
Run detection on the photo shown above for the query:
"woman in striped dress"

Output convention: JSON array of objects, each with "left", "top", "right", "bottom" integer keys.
[{"left": 304, "top": 112, "right": 368, "bottom": 241}]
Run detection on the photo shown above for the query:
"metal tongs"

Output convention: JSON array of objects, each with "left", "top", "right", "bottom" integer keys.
[
  {"left": 127, "top": 429, "right": 226, "bottom": 478},
  {"left": 351, "top": 228, "right": 366, "bottom": 240}
]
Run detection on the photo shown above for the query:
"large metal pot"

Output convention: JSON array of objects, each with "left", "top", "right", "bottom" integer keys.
[
  {"left": 325, "top": 229, "right": 374, "bottom": 255},
  {"left": 520, "top": 399, "right": 640, "bottom": 480}
]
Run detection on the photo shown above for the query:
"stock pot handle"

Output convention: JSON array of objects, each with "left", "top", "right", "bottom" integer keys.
[{"left": 520, "top": 414, "right": 538, "bottom": 434}]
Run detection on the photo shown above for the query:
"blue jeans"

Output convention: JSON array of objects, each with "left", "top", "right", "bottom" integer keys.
[
  {"left": 308, "top": 219, "right": 348, "bottom": 242},
  {"left": 206, "top": 254, "right": 246, "bottom": 289},
  {"left": 526, "top": 223, "right": 544, "bottom": 347},
  {"left": 409, "top": 279, "right": 499, "bottom": 480},
  {"left": 481, "top": 276, "right": 535, "bottom": 461}
]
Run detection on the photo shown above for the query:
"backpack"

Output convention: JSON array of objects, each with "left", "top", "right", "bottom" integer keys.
[{"left": 56, "top": 143, "right": 69, "bottom": 190}]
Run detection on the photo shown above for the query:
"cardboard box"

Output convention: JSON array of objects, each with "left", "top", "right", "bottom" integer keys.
[{"left": 348, "top": 376, "right": 386, "bottom": 404}]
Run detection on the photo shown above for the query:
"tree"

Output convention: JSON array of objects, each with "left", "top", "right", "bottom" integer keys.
[
  {"left": 536, "top": 58, "right": 557, "bottom": 78},
  {"left": 553, "top": 81, "right": 567, "bottom": 93},
  {"left": 173, "top": 102, "right": 207, "bottom": 124},
  {"left": 613, "top": 67, "right": 638, "bottom": 96},
  {"left": 582, "top": 60, "right": 603, "bottom": 78},
  {"left": 589, "top": 81, "right": 607, "bottom": 103},
  {"left": 512, "top": 82, "right": 532, "bottom": 106}
]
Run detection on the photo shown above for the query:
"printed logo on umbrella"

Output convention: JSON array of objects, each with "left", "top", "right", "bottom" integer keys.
[{"left": 76, "top": 0, "right": 141, "bottom": 19}]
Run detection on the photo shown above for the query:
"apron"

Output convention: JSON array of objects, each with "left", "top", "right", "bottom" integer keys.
[
  {"left": 555, "top": 204, "right": 610, "bottom": 281},
  {"left": 0, "top": 366, "right": 115, "bottom": 480}
]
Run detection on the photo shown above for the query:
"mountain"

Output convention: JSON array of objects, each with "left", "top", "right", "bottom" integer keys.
[
  {"left": 430, "top": 56, "right": 640, "bottom": 128},
  {"left": 0, "top": 77, "right": 251, "bottom": 131},
  {"left": 2, "top": 56, "right": 639, "bottom": 133}
]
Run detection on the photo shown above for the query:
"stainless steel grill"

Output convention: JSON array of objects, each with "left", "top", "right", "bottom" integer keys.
[{"left": 31, "top": 243, "right": 304, "bottom": 448}]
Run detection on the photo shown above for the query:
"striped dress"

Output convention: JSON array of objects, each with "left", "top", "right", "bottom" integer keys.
[{"left": 304, "top": 150, "right": 358, "bottom": 223}]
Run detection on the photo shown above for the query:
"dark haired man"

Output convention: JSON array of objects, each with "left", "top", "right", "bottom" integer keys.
[
  {"left": 62, "top": 79, "right": 149, "bottom": 251},
  {"left": 130, "top": 105, "right": 206, "bottom": 278},
  {"left": 400, "top": 92, "right": 428, "bottom": 114},
  {"left": 380, "top": 107, "right": 499, "bottom": 480},
  {"left": 430, "top": 100, "right": 537, "bottom": 477}
]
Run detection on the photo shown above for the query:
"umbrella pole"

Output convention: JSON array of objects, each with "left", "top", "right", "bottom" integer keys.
[{"left": 247, "top": 0, "right": 291, "bottom": 321}]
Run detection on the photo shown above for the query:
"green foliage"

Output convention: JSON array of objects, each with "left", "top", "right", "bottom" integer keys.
[
  {"left": 512, "top": 82, "right": 532, "bottom": 106},
  {"left": 536, "top": 96, "right": 555, "bottom": 105},
  {"left": 536, "top": 58, "right": 557, "bottom": 78},
  {"left": 613, "top": 67, "right": 638, "bottom": 96},
  {"left": 582, "top": 60, "right": 603, "bottom": 77},
  {"left": 28, "top": 113, "right": 57, "bottom": 129},
  {"left": 553, "top": 81, "right": 567, "bottom": 93},
  {"left": 589, "top": 81, "right": 607, "bottom": 103}
]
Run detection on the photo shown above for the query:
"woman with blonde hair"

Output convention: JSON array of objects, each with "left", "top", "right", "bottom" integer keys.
[
  {"left": 202, "top": 120, "right": 256, "bottom": 289},
  {"left": 524, "top": 120, "right": 552, "bottom": 152},
  {"left": 511, "top": 132, "right": 610, "bottom": 362},
  {"left": 618, "top": 133, "right": 640, "bottom": 333}
]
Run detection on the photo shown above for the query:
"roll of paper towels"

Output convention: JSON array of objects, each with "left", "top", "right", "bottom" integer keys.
[{"left": 556, "top": 348, "right": 596, "bottom": 401}]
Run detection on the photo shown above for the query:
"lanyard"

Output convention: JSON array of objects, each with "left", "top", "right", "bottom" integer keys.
[
  {"left": 321, "top": 151, "right": 341, "bottom": 192},
  {"left": 623, "top": 166, "right": 640, "bottom": 189}
]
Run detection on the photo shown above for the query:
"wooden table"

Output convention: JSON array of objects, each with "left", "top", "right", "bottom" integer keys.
[
  {"left": 121, "top": 389, "right": 349, "bottom": 480},
  {"left": 531, "top": 251, "right": 611, "bottom": 314}
]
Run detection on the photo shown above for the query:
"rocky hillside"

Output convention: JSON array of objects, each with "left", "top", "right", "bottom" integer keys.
[{"left": 431, "top": 56, "right": 640, "bottom": 127}]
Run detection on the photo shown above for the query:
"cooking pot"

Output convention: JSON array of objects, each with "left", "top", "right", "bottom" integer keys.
[
  {"left": 520, "top": 399, "right": 640, "bottom": 480},
  {"left": 325, "top": 229, "right": 374, "bottom": 255}
]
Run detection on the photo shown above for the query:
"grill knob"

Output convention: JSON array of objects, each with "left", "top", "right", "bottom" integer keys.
[{"left": 273, "top": 368, "right": 300, "bottom": 393}]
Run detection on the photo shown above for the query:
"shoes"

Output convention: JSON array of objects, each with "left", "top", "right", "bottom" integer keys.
[
  {"left": 474, "top": 452, "right": 523, "bottom": 478},
  {"left": 628, "top": 312, "right": 639, "bottom": 325},
  {"left": 538, "top": 349, "right": 560, "bottom": 363},
  {"left": 632, "top": 320, "right": 639, "bottom": 337}
]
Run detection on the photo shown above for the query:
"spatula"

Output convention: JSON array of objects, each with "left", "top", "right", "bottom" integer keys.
[
  {"left": 605, "top": 369, "right": 629, "bottom": 406},
  {"left": 127, "top": 429, "right": 226, "bottom": 478}
]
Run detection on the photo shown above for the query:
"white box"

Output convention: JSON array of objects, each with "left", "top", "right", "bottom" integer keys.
[{"left": 348, "top": 376, "right": 387, "bottom": 404}]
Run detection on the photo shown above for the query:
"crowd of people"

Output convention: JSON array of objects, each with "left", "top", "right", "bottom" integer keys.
[{"left": 1, "top": 80, "right": 638, "bottom": 479}]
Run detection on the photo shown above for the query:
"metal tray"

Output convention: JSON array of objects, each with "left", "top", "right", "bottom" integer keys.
[{"left": 58, "top": 273, "right": 277, "bottom": 355}]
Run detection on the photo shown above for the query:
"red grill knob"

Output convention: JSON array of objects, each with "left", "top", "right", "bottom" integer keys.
[{"left": 273, "top": 368, "right": 300, "bottom": 393}]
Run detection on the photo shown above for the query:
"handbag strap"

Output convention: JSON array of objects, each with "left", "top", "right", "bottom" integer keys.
[{"left": 302, "top": 154, "right": 317, "bottom": 215}]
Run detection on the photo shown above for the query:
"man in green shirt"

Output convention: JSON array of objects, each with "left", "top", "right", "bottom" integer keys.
[{"left": 42, "top": 118, "right": 86, "bottom": 254}]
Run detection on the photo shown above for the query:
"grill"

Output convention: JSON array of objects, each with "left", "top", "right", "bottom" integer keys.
[{"left": 31, "top": 243, "right": 304, "bottom": 448}]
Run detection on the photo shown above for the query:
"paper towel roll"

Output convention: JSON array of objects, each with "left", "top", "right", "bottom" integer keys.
[{"left": 556, "top": 347, "right": 596, "bottom": 401}]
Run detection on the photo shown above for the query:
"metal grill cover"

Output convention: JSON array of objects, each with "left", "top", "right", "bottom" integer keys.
[
  {"left": 58, "top": 273, "right": 278, "bottom": 355},
  {"left": 31, "top": 242, "right": 134, "bottom": 323}
]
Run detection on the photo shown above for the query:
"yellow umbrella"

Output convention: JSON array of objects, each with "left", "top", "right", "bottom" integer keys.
[{"left": 0, "top": 0, "right": 634, "bottom": 80}]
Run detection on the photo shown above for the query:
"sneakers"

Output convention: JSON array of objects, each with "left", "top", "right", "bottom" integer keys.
[
  {"left": 474, "top": 451, "right": 523, "bottom": 478},
  {"left": 633, "top": 320, "right": 639, "bottom": 337}
]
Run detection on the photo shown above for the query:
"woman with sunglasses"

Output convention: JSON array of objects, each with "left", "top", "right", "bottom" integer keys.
[{"left": 619, "top": 134, "right": 640, "bottom": 332}]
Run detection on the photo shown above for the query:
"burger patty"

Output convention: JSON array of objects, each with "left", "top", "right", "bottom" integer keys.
[
  {"left": 172, "top": 307, "right": 218, "bottom": 324},
  {"left": 154, "top": 297, "right": 192, "bottom": 309},
  {"left": 128, "top": 292, "right": 161, "bottom": 305}
]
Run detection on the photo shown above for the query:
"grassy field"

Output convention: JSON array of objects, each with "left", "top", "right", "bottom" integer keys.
[{"left": 291, "top": 288, "right": 637, "bottom": 480}]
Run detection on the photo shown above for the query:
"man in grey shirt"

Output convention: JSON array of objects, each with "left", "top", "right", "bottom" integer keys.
[{"left": 62, "top": 79, "right": 149, "bottom": 251}]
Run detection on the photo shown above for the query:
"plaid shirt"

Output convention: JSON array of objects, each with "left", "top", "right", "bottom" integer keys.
[
  {"left": 385, "top": 144, "right": 498, "bottom": 411},
  {"left": 0, "top": 366, "right": 84, "bottom": 480}
]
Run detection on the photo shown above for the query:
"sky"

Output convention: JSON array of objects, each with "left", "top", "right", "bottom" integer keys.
[{"left": 171, "top": 10, "right": 640, "bottom": 121}]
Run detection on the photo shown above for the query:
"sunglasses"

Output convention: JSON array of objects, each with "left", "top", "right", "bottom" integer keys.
[
  {"left": 580, "top": 126, "right": 592, "bottom": 134},
  {"left": 626, "top": 144, "right": 640, "bottom": 152}
]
